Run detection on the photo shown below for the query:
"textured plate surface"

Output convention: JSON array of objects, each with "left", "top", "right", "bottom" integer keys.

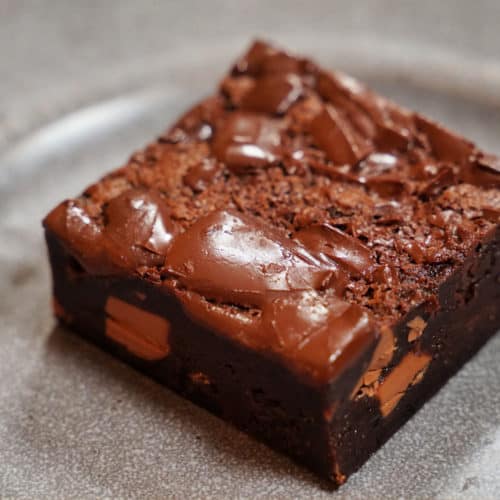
[{"left": 0, "top": 37, "right": 500, "bottom": 499}]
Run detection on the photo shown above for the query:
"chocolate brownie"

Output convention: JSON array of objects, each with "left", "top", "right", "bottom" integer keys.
[{"left": 43, "top": 40, "right": 500, "bottom": 486}]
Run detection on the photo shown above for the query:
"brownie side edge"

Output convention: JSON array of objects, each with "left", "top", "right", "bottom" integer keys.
[{"left": 329, "top": 224, "right": 500, "bottom": 481}]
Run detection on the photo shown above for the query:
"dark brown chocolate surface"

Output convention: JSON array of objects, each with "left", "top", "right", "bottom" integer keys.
[{"left": 43, "top": 40, "right": 500, "bottom": 485}]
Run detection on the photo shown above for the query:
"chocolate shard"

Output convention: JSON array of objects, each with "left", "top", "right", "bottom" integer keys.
[
  {"left": 460, "top": 153, "right": 500, "bottom": 188},
  {"left": 414, "top": 114, "right": 474, "bottom": 165},
  {"left": 376, "top": 123, "right": 411, "bottom": 151},
  {"left": 420, "top": 165, "right": 456, "bottom": 197},
  {"left": 309, "top": 105, "right": 372, "bottom": 165}
]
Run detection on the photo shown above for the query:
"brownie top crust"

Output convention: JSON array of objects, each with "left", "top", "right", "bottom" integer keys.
[{"left": 44, "top": 40, "right": 500, "bottom": 384}]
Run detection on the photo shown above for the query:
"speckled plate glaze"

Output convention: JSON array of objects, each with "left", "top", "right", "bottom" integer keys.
[{"left": 1, "top": 39, "right": 499, "bottom": 499}]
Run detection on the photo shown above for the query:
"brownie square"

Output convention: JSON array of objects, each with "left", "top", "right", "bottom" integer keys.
[{"left": 43, "top": 41, "right": 500, "bottom": 485}]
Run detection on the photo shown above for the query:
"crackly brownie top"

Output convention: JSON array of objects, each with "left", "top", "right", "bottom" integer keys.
[{"left": 44, "top": 41, "right": 500, "bottom": 383}]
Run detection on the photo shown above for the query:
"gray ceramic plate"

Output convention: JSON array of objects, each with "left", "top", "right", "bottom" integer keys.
[{"left": 1, "top": 38, "right": 499, "bottom": 499}]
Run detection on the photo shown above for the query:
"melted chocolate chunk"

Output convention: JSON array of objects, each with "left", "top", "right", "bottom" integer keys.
[
  {"left": 211, "top": 112, "right": 282, "bottom": 171},
  {"left": 357, "top": 154, "right": 408, "bottom": 197},
  {"left": 103, "top": 189, "right": 177, "bottom": 268},
  {"left": 44, "top": 200, "right": 110, "bottom": 274},
  {"left": 44, "top": 189, "right": 177, "bottom": 274},
  {"left": 259, "top": 291, "right": 375, "bottom": 381},
  {"left": 317, "top": 70, "right": 417, "bottom": 156},
  {"left": 176, "top": 288, "right": 375, "bottom": 383},
  {"left": 295, "top": 223, "right": 375, "bottom": 278},
  {"left": 309, "top": 106, "right": 372, "bottom": 165},
  {"left": 241, "top": 73, "right": 303, "bottom": 115},
  {"left": 165, "top": 210, "right": 341, "bottom": 306},
  {"left": 316, "top": 71, "right": 380, "bottom": 137}
]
